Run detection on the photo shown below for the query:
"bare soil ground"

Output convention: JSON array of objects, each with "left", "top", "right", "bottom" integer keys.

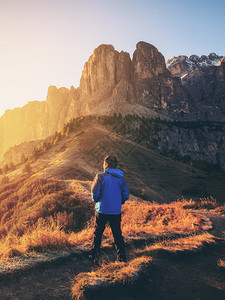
[{"left": 0, "top": 212, "right": 224, "bottom": 300}]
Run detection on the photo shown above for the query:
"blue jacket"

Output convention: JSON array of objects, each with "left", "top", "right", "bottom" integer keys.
[{"left": 91, "top": 168, "right": 129, "bottom": 215}]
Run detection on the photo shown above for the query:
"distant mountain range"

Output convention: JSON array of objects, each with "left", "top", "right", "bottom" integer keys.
[
  {"left": 0, "top": 41, "right": 225, "bottom": 167},
  {"left": 167, "top": 53, "right": 225, "bottom": 78}
]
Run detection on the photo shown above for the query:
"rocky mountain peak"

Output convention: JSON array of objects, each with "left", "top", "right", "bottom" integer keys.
[
  {"left": 131, "top": 42, "right": 189, "bottom": 113},
  {"left": 1, "top": 41, "right": 225, "bottom": 159},
  {"left": 167, "top": 53, "right": 225, "bottom": 78},
  {"left": 79, "top": 44, "right": 133, "bottom": 103},
  {"left": 133, "top": 42, "right": 166, "bottom": 80},
  {"left": 93, "top": 43, "right": 115, "bottom": 53},
  {"left": 79, "top": 44, "right": 119, "bottom": 99}
]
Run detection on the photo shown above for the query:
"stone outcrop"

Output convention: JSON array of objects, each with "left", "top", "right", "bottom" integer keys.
[{"left": 116, "top": 117, "right": 225, "bottom": 171}]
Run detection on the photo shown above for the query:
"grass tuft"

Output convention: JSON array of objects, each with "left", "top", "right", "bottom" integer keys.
[
  {"left": 71, "top": 256, "right": 152, "bottom": 300},
  {"left": 135, "top": 232, "right": 215, "bottom": 256},
  {"left": 121, "top": 200, "right": 204, "bottom": 237},
  {"left": 218, "top": 258, "right": 225, "bottom": 268},
  {"left": 180, "top": 196, "right": 220, "bottom": 210}
]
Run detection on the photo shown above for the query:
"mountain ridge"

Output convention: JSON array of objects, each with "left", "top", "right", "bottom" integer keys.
[
  {"left": 166, "top": 53, "right": 225, "bottom": 78},
  {"left": 0, "top": 41, "right": 225, "bottom": 160},
  {"left": 2, "top": 115, "right": 225, "bottom": 202}
]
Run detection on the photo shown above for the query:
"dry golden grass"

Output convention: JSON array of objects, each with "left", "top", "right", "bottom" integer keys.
[
  {"left": 135, "top": 232, "right": 215, "bottom": 255},
  {"left": 70, "top": 209, "right": 215, "bottom": 300},
  {"left": 1, "top": 219, "right": 73, "bottom": 259},
  {"left": 71, "top": 256, "right": 152, "bottom": 300},
  {"left": 218, "top": 259, "right": 225, "bottom": 268},
  {"left": 0, "top": 174, "right": 220, "bottom": 299},
  {"left": 180, "top": 196, "right": 220, "bottom": 210},
  {"left": 0, "top": 176, "right": 94, "bottom": 261},
  {"left": 66, "top": 199, "right": 206, "bottom": 250},
  {"left": 0, "top": 175, "right": 210, "bottom": 262},
  {"left": 215, "top": 205, "right": 225, "bottom": 215},
  {"left": 121, "top": 200, "right": 204, "bottom": 237}
]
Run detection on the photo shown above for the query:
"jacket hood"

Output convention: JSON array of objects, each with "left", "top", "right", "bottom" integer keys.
[{"left": 105, "top": 168, "right": 124, "bottom": 178}]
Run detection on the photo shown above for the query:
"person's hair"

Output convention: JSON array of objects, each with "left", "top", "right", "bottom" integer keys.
[{"left": 104, "top": 155, "right": 118, "bottom": 168}]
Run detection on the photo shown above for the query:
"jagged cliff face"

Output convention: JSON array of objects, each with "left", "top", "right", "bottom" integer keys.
[
  {"left": 166, "top": 54, "right": 225, "bottom": 120},
  {"left": 132, "top": 42, "right": 189, "bottom": 115},
  {"left": 0, "top": 101, "right": 45, "bottom": 157},
  {"left": 167, "top": 53, "right": 224, "bottom": 78},
  {"left": 78, "top": 42, "right": 190, "bottom": 116},
  {"left": 78, "top": 44, "right": 134, "bottom": 114},
  {"left": 157, "top": 124, "right": 225, "bottom": 170},
  {"left": 0, "top": 86, "right": 81, "bottom": 156},
  {"left": 0, "top": 41, "right": 225, "bottom": 159},
  {"left": 80, "top": 45, "right": 120, "bottom": 97},
  {"left": 182, "top": 60, "right": 225, "bottom": 121}
]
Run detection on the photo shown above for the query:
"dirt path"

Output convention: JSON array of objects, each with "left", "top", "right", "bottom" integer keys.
[
  {"left": 151, "top": 212, "right": 225, "bottom": 300},
  {"left": 0, "top": 255, "right": 93, "bottom": 300},
  {"left": 152, "top": 240, "right": 225, "bottom": 299},
  {"left": 0, "top": 212, "right": 225, "bottom": 300}
]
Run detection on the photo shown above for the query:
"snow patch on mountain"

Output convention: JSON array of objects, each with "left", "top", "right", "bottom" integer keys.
[{"left": 166, "top": 53, "right": 225, "bottom": 78}]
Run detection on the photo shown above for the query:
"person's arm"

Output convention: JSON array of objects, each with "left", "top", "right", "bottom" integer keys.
[
  {"left": 91, "top": 174, "right": 102, "bottom": 202},
  {"left": 121, "top": 179, "right": 129, "bottom": 204}
]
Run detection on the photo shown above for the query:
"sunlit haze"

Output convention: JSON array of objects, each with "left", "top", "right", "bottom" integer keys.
[{"left": 0, "top": 0, "right": 225, "bottom": 117}]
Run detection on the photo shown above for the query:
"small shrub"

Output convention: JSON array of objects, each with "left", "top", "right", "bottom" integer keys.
[{"left": 22, "top": 162, "right": 32, "bottom": 175}]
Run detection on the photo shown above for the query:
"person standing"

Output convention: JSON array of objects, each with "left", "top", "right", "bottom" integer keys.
[{"left": 91, "top": 155, "right": 129, "bottom": 263}]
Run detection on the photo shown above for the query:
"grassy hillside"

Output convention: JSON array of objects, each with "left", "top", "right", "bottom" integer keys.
[
  {"left": 0, "top": 116, "right": 225, "bottom": 299},
  {"left": 2, "top": 116, "right": 225, "bottom": 203},
  {"left": 1, "top": 115, "right": 223, "bottom": 203},
  {"left": 0, "top": 176, "right": 94, "bottom": 260}
]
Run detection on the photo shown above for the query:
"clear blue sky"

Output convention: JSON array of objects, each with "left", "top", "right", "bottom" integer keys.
[{"left": 0, "top": 0, "right": 224, "bottom": 116}]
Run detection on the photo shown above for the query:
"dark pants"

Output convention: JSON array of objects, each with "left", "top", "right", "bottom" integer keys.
[{"left": 92, "top": 212, "right": 126, "bottom": 261}]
